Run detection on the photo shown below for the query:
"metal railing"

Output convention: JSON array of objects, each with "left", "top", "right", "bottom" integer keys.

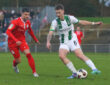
[
  {"left": 0, "top": 28, "right": 110, "bottom": 53},
  {"left": 28, "top": 44, "right": 110, "bottom": 53}
]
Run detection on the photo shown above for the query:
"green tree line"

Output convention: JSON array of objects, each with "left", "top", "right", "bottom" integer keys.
[{"left": 0, "top": 0, "right": 109, "bottom": 17}]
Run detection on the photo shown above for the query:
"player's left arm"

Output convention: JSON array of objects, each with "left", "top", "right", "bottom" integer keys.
[
  {"left": 28, "top": 22, "right": 40, "bottom": 44},
  {"left": 69, "top": 15, "right": 102, "bottom": 26},
  {"left": 79, "top": 20, "right": 103, "bottom": 26}
]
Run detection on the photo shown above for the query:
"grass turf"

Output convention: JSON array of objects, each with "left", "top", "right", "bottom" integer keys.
[
  {"left": 78, "top": 17, "right": 110, "bottom": 24},
  {"left": 0, "top": 52, "right": 110, "bottom": 85}
]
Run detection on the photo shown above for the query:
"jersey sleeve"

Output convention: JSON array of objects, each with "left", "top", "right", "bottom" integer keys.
[
  {"left": 6, "top": 20, "right": 19, "bottom": 42},
  {"left": 50, "top": 19, "right": 57, "bottom": 31},
  {"left": 7, "top": 20, "right": 17, "bottom": 31},
  {"left": 69, "top": 15, "right": 79, "bottom": 24}
]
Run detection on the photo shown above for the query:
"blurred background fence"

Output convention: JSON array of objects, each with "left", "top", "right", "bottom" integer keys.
[
  {"left": 0, "top": 28, "right": 110, "bottom": 53},
  {"left": 28, "top": 44, "right": 110, "bottom": 53}
]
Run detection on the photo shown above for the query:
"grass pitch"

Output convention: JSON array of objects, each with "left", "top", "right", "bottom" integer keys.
[
  {"left": 79, "top": 17, "right": 110, "bottom": 24},
  {"left": 0, "top": 52, "right": 110, "bottom": 85}
]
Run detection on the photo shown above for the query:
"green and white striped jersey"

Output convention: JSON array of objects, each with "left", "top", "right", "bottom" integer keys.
[{"left": 50, "top": 15, "right": 79, "bottom": 44}]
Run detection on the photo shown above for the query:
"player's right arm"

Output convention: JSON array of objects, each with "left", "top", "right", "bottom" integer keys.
[
  {"left": 46, "top": 20, "right": 57, "bottom": 50},
  {"left": 46, "top": 31, "right": 54, "bottom": 49},
  {"left": 6, "top": 20, "right": 21, "bottom": 46}
]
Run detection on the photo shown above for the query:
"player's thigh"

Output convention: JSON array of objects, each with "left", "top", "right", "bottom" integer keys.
[
  {"left": 59, "top": 45, "right": 69, "bottom": 58},
  {"left": 19, "top": 42, "right": 30, "bottom": 54},
  {"left": 70, "top": 37, "right": 80, "bottom": 51},
  {"left": 74, "top": 48, "right": 88, "bottom": 61},
  {"left": 9, "top": 46, "right": 21, "bottom": 59},
  {"left": 68, "top": 36, "right": 83, "bottom": 57},
  {"left": 74, "top": 48, "right": 84, "bottom": 57}
]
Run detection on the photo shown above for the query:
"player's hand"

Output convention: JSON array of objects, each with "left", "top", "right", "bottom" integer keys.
[
  {"left": 37, "top": 41, "right": 40, "bottom": 44},
  {"left": 94, "top": 22, "right": 103, "bottom": 25},
  {"left": 46, "top": 42, "right": 51, "bottom": 50},
  {"left": 16, "top": 41, "right": 22, "bottom": 46}
]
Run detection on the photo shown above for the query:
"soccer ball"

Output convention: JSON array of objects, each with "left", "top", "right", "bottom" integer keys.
[{"left": 77, "top": 69, "right": 88, "bottom": 79}]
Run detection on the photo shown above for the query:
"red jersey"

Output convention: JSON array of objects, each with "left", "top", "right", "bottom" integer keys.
[
  {"left": 75, "top": 31, "right": 83, "bottom": 45},
  {"left": 6, "top": 17, "right": 38, "bottom": 45}
]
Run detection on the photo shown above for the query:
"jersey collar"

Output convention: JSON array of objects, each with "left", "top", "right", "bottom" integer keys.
[{"left": 20, "top": 17, "right": 28, "bottom": 23}]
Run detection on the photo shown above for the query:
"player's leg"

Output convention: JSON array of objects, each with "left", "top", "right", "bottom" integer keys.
[
  {"left": 59, "top": 49, "right": 77, "bottom": 79},
  {"left": 9, "top": 46, "right": 21, "bottom": 73},
  {"left": 59, "top": 49, "right": 69, "bottom": 64},
  {"left": 13, "top": 58, "right": 21, "bottom": 67},
  {"left": 71, "top": 36, "right": 101, "bottom": 74},
  {"left": 24, "top": 49, "right": 36, "bottom": 73},
  {"left": 20, "top": 42, "right": 38, "bottom": 77},
  {"left": 74, "top": 48, "right": 101, "bottom": 74},
  {"left": 24, "top": 49, "right": 39, "bottom": 77},
  {"left": 59, "top": 45, "right": 77, "bottom": 79},
  {"left": 13, "top": 58, "right": 20, "bottom": 73}
]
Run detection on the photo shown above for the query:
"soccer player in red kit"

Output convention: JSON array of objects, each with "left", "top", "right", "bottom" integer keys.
[
  {"left": 75, "top": 27, "right": 84, "bottom": 45},
  {"left": 6, "top": 8, "right": 39, "bottom": 77}
]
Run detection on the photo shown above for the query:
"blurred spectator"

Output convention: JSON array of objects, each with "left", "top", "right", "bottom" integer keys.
[
  {"left": 0, "top": 34, "right": 7, "bottom": 51},
  {"left": 31, "top": 15, "right": 41, "bottom": 33},
  {"left": 40, "top": 14, "right": 48, "bottom": 29},
  {"left": 30, "top": 9, "right": 35, "bottom": 19},
  {"left": 36, "top": 9, "right": 41, "bottom": 18},
  {"left": 13, "top": 14, "right": 18, "bottom": 19},
  {"left": 0, "top": 38, "right": 6, "bottom": 50},
  {"left": 11, "top": 10, "right": 15, "bottom": 15},
  {"left": 11, "top": 10, "right": 19, "bottom": 19},
  {"left": 0, "top": 8, "right": 42, "bottom": 33},
  {"left": 0, "top": 10, "right": 4, "bottom": 20},
  {"left": 0, "top": 11, "right": 8, "bottom": 33}
]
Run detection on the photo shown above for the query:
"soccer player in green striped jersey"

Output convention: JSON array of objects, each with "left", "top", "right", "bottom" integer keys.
[{"left": 46, "top": 4, "right": 102, "bottom": 79}]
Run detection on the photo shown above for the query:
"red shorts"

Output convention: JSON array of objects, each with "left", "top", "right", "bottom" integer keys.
[{"left": 8, "top": 41, "right": 29, "bottom": 59}]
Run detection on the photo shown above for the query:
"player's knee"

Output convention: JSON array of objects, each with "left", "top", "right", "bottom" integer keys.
[
  {"left": 76, "top": 53, "right": 81, "bottom": 57},
  {"left": 25, "top": 52, "right": 30, "bottom": 55},
  {"left": 16, "top": 59, "right": 21, "bottom": 63},
  {"left": 24, "top": 49, "right": 30, "bottom": 55},
  {"left": 59, "top": 54, "right": 65, "bottom": 60},
  {"left": 18, "top": 60, "right": 21, "bottom": 63},
  {"left": 76, "top": 54, "right": 85, "bottom": 60},
  {"left": 26, "top": 53, "right": 32, "bottom": 59}
]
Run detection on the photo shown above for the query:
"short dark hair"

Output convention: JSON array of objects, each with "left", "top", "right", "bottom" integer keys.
[
  {"left": 55, "top": 4, "right": 64, "bottom": 10},
  {"left": 22, "top": 8, "right": 30, "bottom": 13}
]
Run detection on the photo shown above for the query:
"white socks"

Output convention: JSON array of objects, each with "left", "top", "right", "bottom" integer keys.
[
  {"left": 66, "top": 60, "right": 97, "bottom": 73},
  {"left": 85, "top": 59, "right": 97, "bottom": 70},
  {"left": 66, "top": 62, "right": 77, "bottom": 73}
]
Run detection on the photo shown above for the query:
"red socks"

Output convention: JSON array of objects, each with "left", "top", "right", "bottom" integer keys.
[
  {"left": 26, "top": 53, "right": 36, "bottom": 73},
  {"left": 13, "top": 60, "right": 18, "bottom": 67},
  {"left": 13, "top": 53, "right": 36, "bottom": 73}
]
